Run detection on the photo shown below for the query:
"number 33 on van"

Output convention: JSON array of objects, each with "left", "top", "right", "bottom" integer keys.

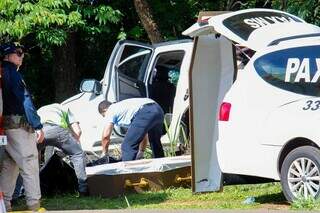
[{"left": 303, "top": 100, "right": 320, "bottom": 111}]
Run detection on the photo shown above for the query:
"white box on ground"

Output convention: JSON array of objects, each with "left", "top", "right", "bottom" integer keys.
[{"left": 0, "top": 135, "right": 7, "bottom": 146}]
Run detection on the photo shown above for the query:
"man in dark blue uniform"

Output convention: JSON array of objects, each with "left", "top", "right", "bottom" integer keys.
[{"left": 0, "top": 42, "right": 44, "bottom": 211}]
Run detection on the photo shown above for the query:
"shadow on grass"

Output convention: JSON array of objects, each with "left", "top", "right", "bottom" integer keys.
[
  {"left": 12, "top": 191, "right": 170, "bottom": 211},
  {"left": 254, "top": 192, "right": 288, "bottom": 205}
]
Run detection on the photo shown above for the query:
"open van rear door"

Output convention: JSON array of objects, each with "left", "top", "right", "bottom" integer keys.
[
  {"left": 185, "top": 9, "right": 320, "bottom": 51},
  {"left": 183, "top": 12, "right": 236, "bottom": 194}
]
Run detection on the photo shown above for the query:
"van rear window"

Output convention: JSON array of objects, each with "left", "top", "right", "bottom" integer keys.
[
  {"left": 223, "top": 11, "right": 302, "bottom": 41},
  {"left": 254, "top": 45, "right": 320, "bottom": 97}
]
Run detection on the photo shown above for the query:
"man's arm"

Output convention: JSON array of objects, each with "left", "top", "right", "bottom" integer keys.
[
  {"left": 136, "top": 134, "right": 149, "bottom": 160},
  {"left": 139, "top": 134, "right": 148, "bottom": 151},
  {"left": 101, "top": 123, "right": 114, "bottom": 155}
]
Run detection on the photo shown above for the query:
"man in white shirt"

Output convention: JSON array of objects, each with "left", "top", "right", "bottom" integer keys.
[
  {"left": 98, "top": 98, "right": 165, "bottom": 161},
  {"left": 37, "top": 103, "right": 88, "bottom": 196}
]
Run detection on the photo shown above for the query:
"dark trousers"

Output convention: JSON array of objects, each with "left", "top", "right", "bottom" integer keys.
[{"left": 122, "top": 103, "right": 165, "bottom": 161}]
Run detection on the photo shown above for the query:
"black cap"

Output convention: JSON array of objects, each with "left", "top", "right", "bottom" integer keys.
[{"left": 0, "top": 42, "right": 24, "bottom": 56}]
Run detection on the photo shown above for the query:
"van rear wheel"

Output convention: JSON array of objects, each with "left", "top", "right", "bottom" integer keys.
[{"left": 280, "top": 146, "right": 320, "bottom": 202}]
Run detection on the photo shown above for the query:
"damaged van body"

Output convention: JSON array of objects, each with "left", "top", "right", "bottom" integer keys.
[
  {"left": 185, "top": 9, "right": 320, "bottom": 202},
  {"left": 62, "top": 40, "right": 193, "bottom": 156}
]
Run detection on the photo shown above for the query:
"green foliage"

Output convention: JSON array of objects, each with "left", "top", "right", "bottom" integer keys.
[
  {"left": 149, "top": 0, "right": 223, "bottom": 40},
  {"left": 128, "top": 26, "right": 144, "bottom": 39},
  {"left": 272, "top": 0, "right": 320, "bottom": 26},
  {"left": 163, "top": 116, "right": 177, "bottom": 157},
  {"left": 163, "top": 114, "right": 189, "bottom": 157},
  {"left": 0, "top": 0, "right": 122, "bottom": 46},
  {"left": 60, "top": 110, "right": 69, "bottom": 129},
  {"left": 36, "top": 29, "right": 67, "bottom": 46},
  {"left": 0, "top": 0, "right": 124, "bottom": 104},
  {"left": 79, "top": 4, "right": 122, "bottom": 36},
  {"left": 117, "top": 30, "right": 127, "bottom": 40}
]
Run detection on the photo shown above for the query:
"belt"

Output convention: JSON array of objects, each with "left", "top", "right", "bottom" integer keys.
[
  {"left": 3, "top": 115, "right": 34, "bottom": 133},
  {"left": 139, "top": 102, "right": 156, "bottom": 111},
  {"left": 131, "top": 103, "right": 156, "bottom": 122}
]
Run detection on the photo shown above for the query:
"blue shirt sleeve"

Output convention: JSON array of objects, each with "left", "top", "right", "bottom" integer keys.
[
  {"left": 5, "top": 70, "right": 43, "bottom": 129},
  {"left": 104, "top": 105, "right": 117, "bottom": 125}
]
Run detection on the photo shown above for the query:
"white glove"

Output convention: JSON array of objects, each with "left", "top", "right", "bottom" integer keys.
[
  {"left": 135, "top": 150, "right": 144, "bottom": 160},
  {"left": 100, "top": 152, "right": 109, "bottom": 163}
]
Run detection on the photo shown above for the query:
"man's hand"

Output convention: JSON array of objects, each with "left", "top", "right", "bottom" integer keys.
[{"left": 36, "top": 129, "right": 44, "bottom": 143}]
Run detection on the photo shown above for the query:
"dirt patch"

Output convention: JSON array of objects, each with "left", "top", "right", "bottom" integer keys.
[{"left": 259, "top": 203, "right": 290, "bottom": 210}]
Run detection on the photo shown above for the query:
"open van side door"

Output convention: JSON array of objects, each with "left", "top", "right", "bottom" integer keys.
[{"left": 112, "top": 41, "right": 154, "bottom": 101}]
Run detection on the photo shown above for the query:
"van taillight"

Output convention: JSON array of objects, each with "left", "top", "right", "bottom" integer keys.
[{"left": 219, "top": 102, "right": 231, "bottom": 121}]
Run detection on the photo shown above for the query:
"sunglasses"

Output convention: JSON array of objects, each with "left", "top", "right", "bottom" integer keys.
[{"left": 14, "top": 50, "right": 24, "bottom": 57}]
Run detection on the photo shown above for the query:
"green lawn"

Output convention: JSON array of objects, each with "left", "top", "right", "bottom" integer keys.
[
  {"left": 12, "top": 182, "right": 295, "bottom": 211},
  {"left": 12, "top": 182, "right": 320, "bottom": 211}
]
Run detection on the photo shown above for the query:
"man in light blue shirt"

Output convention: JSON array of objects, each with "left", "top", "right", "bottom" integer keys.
[{"left": 98, "top": 98, "right": 165, "bottom": 161}]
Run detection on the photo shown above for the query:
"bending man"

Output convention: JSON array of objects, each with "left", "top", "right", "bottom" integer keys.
[
  {"left": 37, "top": 103, "right": 88, "bottom": 196},
  {"left": 98, "top": 98, "right": 165, "bottom": 161}
]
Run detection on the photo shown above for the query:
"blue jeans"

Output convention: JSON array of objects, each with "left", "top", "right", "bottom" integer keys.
[
  {"left": 38, "top": 124, "right": 87, "bottom": 193},
  {"left": 122, "top": 103, "right": 165, "bottom": 161}
]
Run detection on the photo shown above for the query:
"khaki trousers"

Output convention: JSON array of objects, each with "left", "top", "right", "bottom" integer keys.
[{"left": 0, "top": 128, "right": 41, "bottom": 207}]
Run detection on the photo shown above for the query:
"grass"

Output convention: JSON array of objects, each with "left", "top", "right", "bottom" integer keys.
[
  {"left": 291, "top": 196, "right": 320, "bottom": 210},
  {"left": 13, "top": 182, "right": 293, "bottom": 211}
]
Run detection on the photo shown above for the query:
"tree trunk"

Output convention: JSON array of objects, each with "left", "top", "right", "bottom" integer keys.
[
  {"left": 280, "top": 0, "right": 287, "bottom": 10},
  {"left": 133, "top": 0, "right": 164, "bottom": 43},
  {"left": 52, "top": 33, "right": 78, "bottom": 102}
]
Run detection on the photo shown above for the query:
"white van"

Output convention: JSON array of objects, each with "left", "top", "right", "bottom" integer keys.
[
  {"left": 185, "top": 9, "right": 320, "bottom": 202},
  {"left": 62, "top": 40, "right": 193, "bottom": 155}
]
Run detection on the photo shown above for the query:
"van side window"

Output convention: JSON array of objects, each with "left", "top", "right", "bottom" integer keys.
[
  {"left": 254, "top": 45, "right": 320, "bottom": 96},
  {"left": 118, "top": 46, "right": 152, "bottom": 81},
  {"left": 235, "top": 45, "right": 255, "bottom": 70}
]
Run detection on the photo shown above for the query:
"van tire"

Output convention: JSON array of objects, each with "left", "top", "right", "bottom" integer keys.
[{"left": 280, "top": 146, "right": 320, "bottom": 202}]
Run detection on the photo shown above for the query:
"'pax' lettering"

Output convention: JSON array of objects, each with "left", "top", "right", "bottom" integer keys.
[{"left": 285, "top": 58, "right": 320, "bottom": 83}]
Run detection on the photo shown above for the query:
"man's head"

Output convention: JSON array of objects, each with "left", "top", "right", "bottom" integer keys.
[
  {"left": 1, "top": 42, "right": 25, "bottom": 67},
  {"left": 98, "top": 100, "right": 112, "bottom": 117}
]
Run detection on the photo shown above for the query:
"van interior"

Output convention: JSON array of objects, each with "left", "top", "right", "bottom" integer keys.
[{"left": 148, "top": 51, "right": 185, "bottom": 114}]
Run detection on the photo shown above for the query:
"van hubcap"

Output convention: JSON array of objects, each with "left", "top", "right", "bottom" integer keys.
[{"left": 288, "top": 157, "right": 320, "bottom": 198}]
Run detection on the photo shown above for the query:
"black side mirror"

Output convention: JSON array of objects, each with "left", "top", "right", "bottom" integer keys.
[{"left": 80, "top": 79, "right": 102, "bottom": 95}]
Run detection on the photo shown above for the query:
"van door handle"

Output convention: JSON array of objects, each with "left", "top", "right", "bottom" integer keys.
[{"left": 133, "top": 83, "right": 140, "bottom": 89}]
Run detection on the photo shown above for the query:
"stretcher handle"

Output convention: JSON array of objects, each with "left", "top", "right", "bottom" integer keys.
[
  {"left": 175, "top": 175, "right": 192, "bottom": 183},
  {"left": 125, "top": 178, "right": 149, "bottom": 188}
]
